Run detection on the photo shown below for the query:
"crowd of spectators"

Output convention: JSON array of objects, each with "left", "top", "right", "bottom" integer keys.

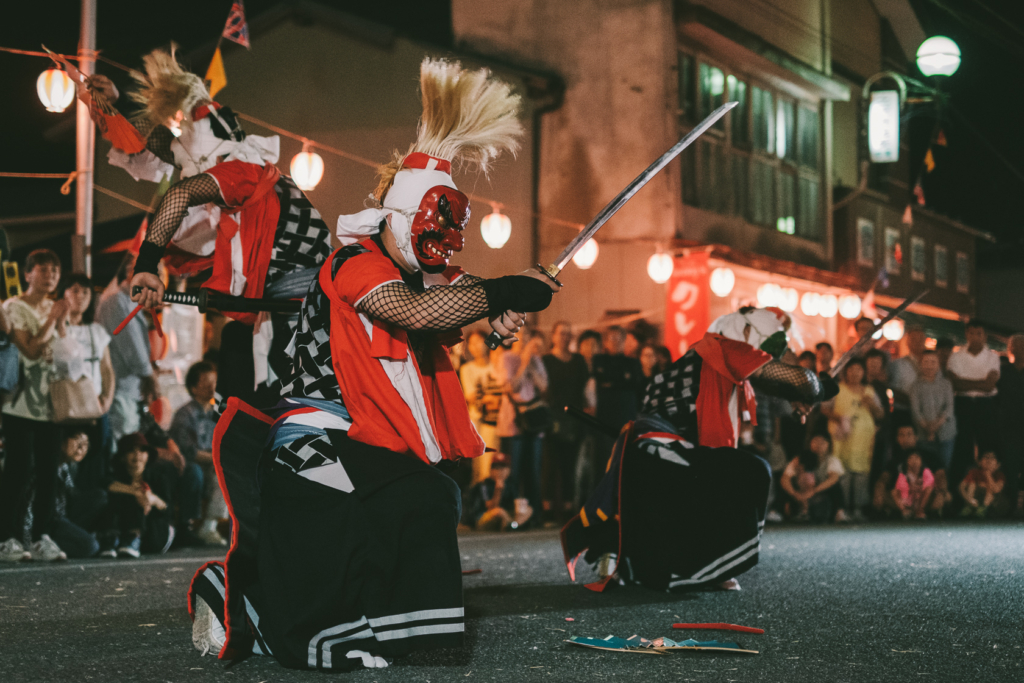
[{"left": 0, "top": 249, "right": 231, "bottom": 562}]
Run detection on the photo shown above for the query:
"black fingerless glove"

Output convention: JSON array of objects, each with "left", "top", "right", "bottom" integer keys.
[
  {"left": 480, "top": 275, "right": 553, "bottom": 316},
  {"left": 819, "top": 372, "right": 840, "bottom": 402},
  {"left": 134, "top": 241, "right": 165, "bottom": 276}
]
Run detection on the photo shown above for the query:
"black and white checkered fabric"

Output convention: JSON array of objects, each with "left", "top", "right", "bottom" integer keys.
[
  {"left": 274, "top": 432, "right": 339, "bottom": 472},
  {"left": 266, "top": 175, "right": 333, "bottom": 285},
  {"left": 280, "top": 245, "right": 369, "bottom": 402},
  {"left": 640, "top": 348, "right": 703, "bottom": 443}
]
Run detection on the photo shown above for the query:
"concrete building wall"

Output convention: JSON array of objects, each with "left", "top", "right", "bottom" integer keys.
[
  {"left": 94, "top": 17, "right": 538, "bottom": 288},
  {"left": 454, "top": 0, "right": 680, "bottom": 330}
]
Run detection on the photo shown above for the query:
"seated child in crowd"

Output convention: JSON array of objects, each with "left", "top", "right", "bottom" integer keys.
[
  {"left": 890, "top": 451, "right": 937, "bottom": 520},
  {"left": 780, "top": 432, "right": 844, "bottom": 523},
  {"left": 959, "top": 451, "right": 1007, "bottom": 518},
  {"left": 874, "top": 422, "right": 952, "bottom": 517},
  {"left": 101, "top": 434, "right": 175, "bottom": 558}
]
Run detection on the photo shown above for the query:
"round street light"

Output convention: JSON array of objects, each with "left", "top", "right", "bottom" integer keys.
[{"left": 916, "top": 36, "right": 961, "bottom": 77}]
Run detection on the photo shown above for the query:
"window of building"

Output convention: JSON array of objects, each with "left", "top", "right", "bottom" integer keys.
[
  {"left": 911, "top": 236, "right": 926, "bottom": 282},
  {"left": 956, "top": 251, "right": 970, "bottom": 294},
  {"left": 885, "top": 228, "right": 901, "bottom": 275},
  {"left": 857, "top": 218, "right": 874, "bottom": 266},
  {"left": 680, "top": 52, "right": 823, "bottom": 242},
  {"left": 934, "top": 244, "right": 948, "bottom": 287}
]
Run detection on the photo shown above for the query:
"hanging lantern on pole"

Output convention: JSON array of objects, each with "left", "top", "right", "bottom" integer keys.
[
  {"left": 709, "top": 267, "right": 735, "bottom": 297},
  {"left": 290, "top": 141, "right": 324, "bottom": 191},
  {"left": 37, "top": 68, "right": 75, "bottom": 113},
  {"left": 647, "top": 251, "right": 674, "bottom": 284},
  {"left": 572, "top": 239, "right": 598, "bottom": 270},
  {"left": 819, "top": 294, "right": 838, "bottom": 318},
  {"left": 480, "top": 205, "right": 511, "bottom": 249},
  {"left": 839, "top": 294, "right": 862, "bottom": 319}
]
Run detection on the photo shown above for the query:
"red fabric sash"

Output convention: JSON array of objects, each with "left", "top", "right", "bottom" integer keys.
[{"left": 692, "top": 333, "right": 771, "bottom": 449}]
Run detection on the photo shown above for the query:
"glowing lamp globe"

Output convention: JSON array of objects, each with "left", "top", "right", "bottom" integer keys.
[
  {"left": 801, "top": 292, "right": 821, "bottom": 317},
  {"left": 917, "top": 36, "right": 961, "bottom": 77},
  {"left": 709, "top": 267, "right": 735, "bottom": 297},
  {"left": 818, "top": 294, "right": 838, "bottom": 318},
  {"left": 757, "top": 283, "right": 782, "bottom": 308},
  {"left": 37, "top": 68, "right": 75, "bottom": 113},
  {"left": 883, "top": 319, "right": 905, "bottom": 342},
  {"left": 647, "top": 252, "right": 674, "bottom": 284},
  {"left": 839, "top": 294, "right": 862, "bottom": 319},
  {"left": 779, "top": 287, "right": 799, "bottom": 313},
  {"left": 480, "top": 209, "right": 511, "bottom": 249},
  {"left": 572, "top": 239, "right": 599, "bottom": 270},
  {"left": 290, "top": 150, "right": 324, "bottom": 191}
]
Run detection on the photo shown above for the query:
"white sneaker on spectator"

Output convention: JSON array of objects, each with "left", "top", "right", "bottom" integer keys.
[
  {"left": 834, "top": 509, "right": 850, "bottom": 523},
  {"left": 0, "top": 537, "right": 31, "bottom": 562},
  {"left": 192, "top": 596, "right": 226, "bottom": 656},
  {"left": 765, "top": 510, "right": 784, "bottom": 523},
  {"left": 197, "top": 527, "right": 227, "bottom": 547},
  {"left": 31, "top": 535, "right": 67, "bottom": 562}
]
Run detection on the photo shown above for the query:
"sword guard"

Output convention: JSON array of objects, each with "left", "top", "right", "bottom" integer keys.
[{"left": 535, "top": 263, "right": 564, "bottom": 288}]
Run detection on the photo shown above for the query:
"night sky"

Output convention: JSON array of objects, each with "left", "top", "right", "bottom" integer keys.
[{"left": 1, "top": 0, "right": 1022, "bottom": 261}]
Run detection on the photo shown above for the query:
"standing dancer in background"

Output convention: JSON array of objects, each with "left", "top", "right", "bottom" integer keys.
[
  {"left": 562, "top": 307, "right": 838, "bottom": 592},
  {"left": 186, "top": 58, "right": 558, "bottom": 671},
  {"left": 89, "top": 47, "right": 332, "bottom": 403}
]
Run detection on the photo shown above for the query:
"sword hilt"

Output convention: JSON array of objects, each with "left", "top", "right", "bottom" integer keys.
[
  {"left": 131, "top": 286, "right": 301, "bottom": 314},
  {"left": 484, "top": 264, "right": 562, "bottom": 350}
]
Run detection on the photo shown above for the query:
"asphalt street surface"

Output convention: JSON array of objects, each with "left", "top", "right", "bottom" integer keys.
[{"left": 1, "top": 522, "right": 1022, "bottom": 682}]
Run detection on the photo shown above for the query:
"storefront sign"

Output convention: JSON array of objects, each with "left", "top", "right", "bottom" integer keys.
[
  {"left": 868, "top": 90, "right": 900, "bottom": 163},
  {"left": 664, "top": 252, "right": 710, "bottom": 359}
]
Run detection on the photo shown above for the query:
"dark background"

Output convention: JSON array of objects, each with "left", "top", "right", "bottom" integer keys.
[{"left": 1, "top": 0, "right": 1022, "bottom": 258}]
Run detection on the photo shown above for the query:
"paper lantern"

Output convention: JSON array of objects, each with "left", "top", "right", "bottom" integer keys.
[
  {"left": 757, "top": 283, "right": 782, "bottom": 308},
  {"left": 37, "top": 68, "right": 75, "bottom": 113},
  {"left": 779, "top": 287, "right": 798, "bottom": 313},
  {"left": 883, "top": 319, "right": 905, "bottom": 342},
  {"left": 709, "top": 267, "right": 735, "bottom": 297},
  {"left": 801, "top": 292, "right": 821, "bottom": 317},
  {"left": 839, "top": 294, "right": 862, "bottom": 319},
  {"left": 917, "top": 36, "right": 961, "bottom": 77},
  {"left": 480, "top": 209, "right": 511, "bottom": 249},
  {"left": 819, "top": 294, "right": 838, "bottom": 318},
  {"left": 572, "top": 239, "right": 598, "bottom": 270},
  {"left": 290, "top": 148, "right": 324, "bottom": 191},
  {"left": 647, "top": 252, "right": 674, "bottom": 284}
]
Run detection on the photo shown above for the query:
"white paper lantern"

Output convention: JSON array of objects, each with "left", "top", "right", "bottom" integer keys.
[
  {"left": 290, "top": 149, "right": 324, "bottom": 191},
  {"left": 800, "top": 292, "right": 821, "bottom": 317},
  {"left": 37, "top": 68, "right": 75, "bottom": 113},
  {"left": 883, "top": 319, "right": 905, "bottom": 342},
  {"left": 480, "top": 209, "right": 511, "bottom": 249},
  {"left": 709, "top": 267, "right": 735, "bottom": 297},
  {"left": 819, "top": 294, "right": 838, "bottom": 318},
  {"left": 779, "top": 287, "right": 798, "bottom": 313},
  {"left": 647, "top": 252, "right": 674, "bottom": 284},
  {"left": 572, "top": 239, "right": 598, "bottom": 270},
  {"left": 757, "top": 283, "right": 782, "bottom": 308},
  {"left": 839, "top": 294, "right": 862, "bottom": 319}
]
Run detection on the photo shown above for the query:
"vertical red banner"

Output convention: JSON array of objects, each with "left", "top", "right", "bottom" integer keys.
[{"left": 664, "top": 253, "right": 710, "bottom": 360}]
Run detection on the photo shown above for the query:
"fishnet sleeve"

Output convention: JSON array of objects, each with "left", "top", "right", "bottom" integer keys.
[
  {"left": 452, "top": 274, "right": 484, "bottom": 287},
  {"left": 145, "top": 125, "right": 179, "bottom": 166},
  {"left": 146, "top": 174, "right": 223, "bottom": 247},
  {"left": 359, "top": 281, "right": 490, "bottom": 332},
  {"left": 749, "top": 360, "right": 826, "bottom": 403}
]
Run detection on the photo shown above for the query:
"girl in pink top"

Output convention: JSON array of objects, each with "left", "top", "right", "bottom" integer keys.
[{"left": 892, "top": 451, "right": 934, "bottom": 520}]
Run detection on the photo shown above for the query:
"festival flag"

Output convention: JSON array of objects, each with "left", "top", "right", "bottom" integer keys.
[
  {"left": 913, "top": 181, "right": 926, "bottom": 206},
  {"left": 222, "top": 1, "right": 251, "bottom": 48},
  {"left": 902, "top": 204, "right": 913, "bottom": 225},
  {"left": 936, "top": 129, "right": 948, "bottom": 146},
  {"left": 924, "top": 148, "right": 936, "bottom": 173},
  {"left": 894, "top": 243, "right": 903, "bottom": 266},
  {"left": 205, "top": 47, "right": 228, "bottom": 98}
]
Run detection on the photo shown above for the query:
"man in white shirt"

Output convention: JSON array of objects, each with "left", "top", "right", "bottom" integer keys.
[{"left": 945, "top": 320, "right": 1001, "bottom": 491}]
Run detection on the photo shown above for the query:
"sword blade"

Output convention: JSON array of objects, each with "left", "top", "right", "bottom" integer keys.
[
  {"left": 830, "top": 289, "right": 929, "bottom": 378},
  {"left": 551, "top": 101, "right": 738, "bottom": 273}
]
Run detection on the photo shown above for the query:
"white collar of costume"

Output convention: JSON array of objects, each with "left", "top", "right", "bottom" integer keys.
[
  {"left": 708, "top": 308, "right": 788, "bottom": 349},
  {"left": 172, "top": 114, "right": 280, "bottom": 178},
  {"left": 336, "top": 154, "right": 456, "bottom": 274}
]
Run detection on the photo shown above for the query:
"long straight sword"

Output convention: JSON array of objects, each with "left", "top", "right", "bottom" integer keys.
[
  {"left": 486, "top": 101, "right": 738, "bottom": 349},
  {"left": 829, "top": 289, "right": 929, "bottom": 378}
]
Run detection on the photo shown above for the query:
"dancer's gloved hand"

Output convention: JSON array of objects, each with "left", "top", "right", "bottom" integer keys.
[
  {"left": 818, "top": 372, "right": 840, "bottom": 401},
  {"left": 130, "top": 272, "right": 164, "bottom": 309},
  {"left": 481, "top": 273, "right": 556, "bottom": 316}
]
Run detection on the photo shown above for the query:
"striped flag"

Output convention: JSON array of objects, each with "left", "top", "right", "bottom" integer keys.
[{"left": 222, "top": 1, "right": 251, "bottom": 48}]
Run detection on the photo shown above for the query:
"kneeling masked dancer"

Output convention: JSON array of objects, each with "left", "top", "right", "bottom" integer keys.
[
  {"left": 561, "top": 307, "right": 838, "bottom": 592},
  {"left": 92, "top": 46, "right": 332, "bottom": 399},
  {"left": 186, "top": 58, "right": 558, "bottom": 671}
]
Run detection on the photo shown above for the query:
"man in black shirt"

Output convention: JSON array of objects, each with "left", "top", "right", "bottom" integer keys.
[{"left": 593, "top": 326, "right": 644, "bottom": 434}]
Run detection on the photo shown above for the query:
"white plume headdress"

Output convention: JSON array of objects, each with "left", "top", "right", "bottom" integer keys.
[{"left": 337, "top": 57, "right": 524, "bottom": 269}]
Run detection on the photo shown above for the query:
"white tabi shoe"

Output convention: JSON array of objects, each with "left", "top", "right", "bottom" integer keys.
[
  {"left": 346, "top": 650, "right": 389, "bottom": 669},
  {"left": 192, "top": 596, "right": 226, "bottom": 656}
]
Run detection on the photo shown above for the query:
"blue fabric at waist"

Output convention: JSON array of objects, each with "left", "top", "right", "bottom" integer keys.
[{"left": 266, "top": 397, "right": 352, "bottom": 451}]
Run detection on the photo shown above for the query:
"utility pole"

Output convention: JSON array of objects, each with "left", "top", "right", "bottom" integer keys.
[{"left": 74, "top": 0, "right": 96, "bottom": 276}]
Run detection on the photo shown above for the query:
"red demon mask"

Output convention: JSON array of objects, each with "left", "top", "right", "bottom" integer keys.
[{"left": 410, "top": 186, "right": 469, "bottom": 273}]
